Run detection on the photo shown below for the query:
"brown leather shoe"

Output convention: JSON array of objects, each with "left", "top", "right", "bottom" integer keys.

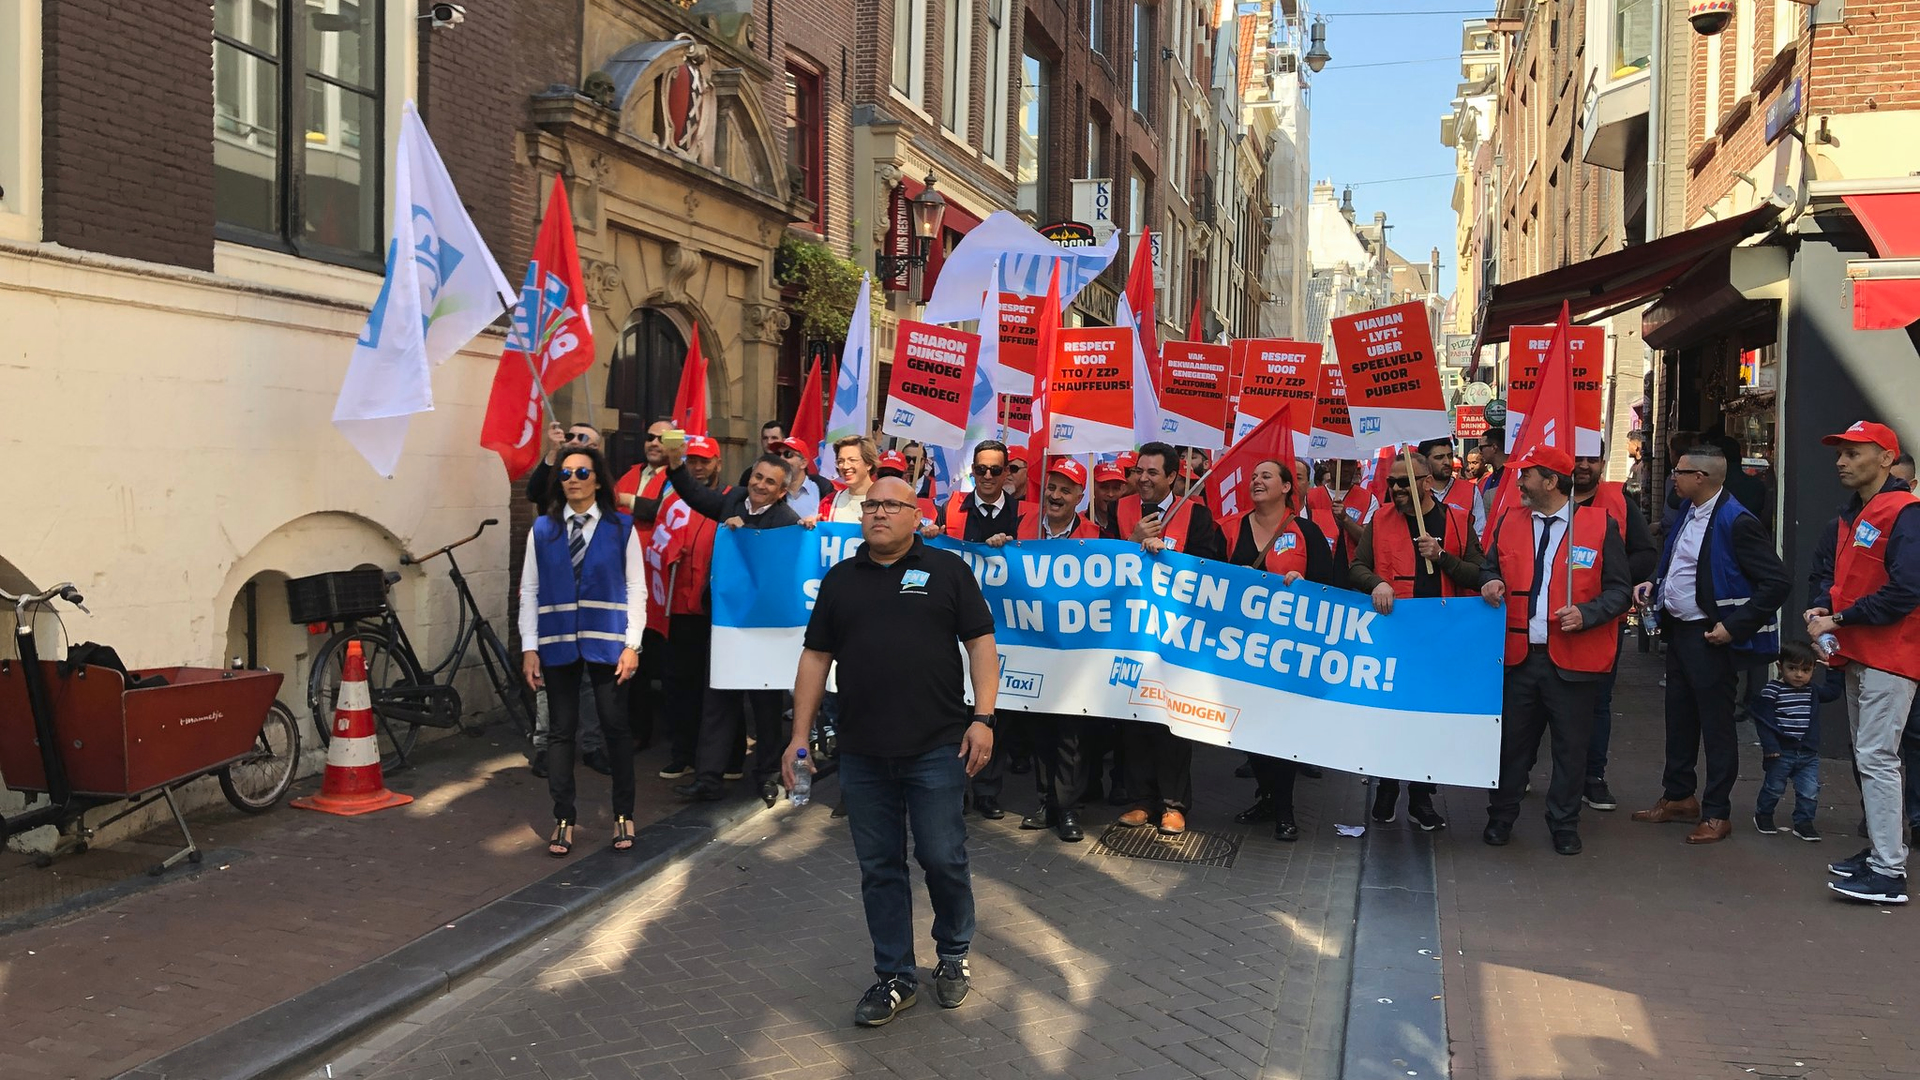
[
  {"left": 1118, "top": 808, "right": 1152, "bottom": 828},
  {"left": 1685, "top": 818, "right": 1733, "bottom": 844},
  {"left": 1630, "top": 797, "right": 1701, "bottom": 823},
  {"left": 1157, "top": 809, "right": 1187, "bottom": 835}
]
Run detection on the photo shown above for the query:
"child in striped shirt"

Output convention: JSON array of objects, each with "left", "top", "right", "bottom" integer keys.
[{"left": 1753, "top": 640, "right": 1842, "bottom": 841}]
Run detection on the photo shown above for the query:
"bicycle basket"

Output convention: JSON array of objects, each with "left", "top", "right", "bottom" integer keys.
[{"left": 285, "top": 569, "right": 388, "bottom": 624}]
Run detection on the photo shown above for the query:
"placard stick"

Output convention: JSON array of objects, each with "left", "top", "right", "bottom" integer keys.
[{"left": 1401, "top": 443, "right": 1435, "bottom": 575}]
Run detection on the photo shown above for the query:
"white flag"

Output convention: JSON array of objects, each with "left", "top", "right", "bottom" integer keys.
[
  {"left": 333, "top": 101, "right": 515, "bottom": 476},
  {"left": 1116, "top": 293, "right": 1164, "bottom": 448},
  {"left": 922, "top": 212, "right": 1120, "bottom": 324},
  {"left": 826, "top": 274, "right": 875, "bottom": 445}
]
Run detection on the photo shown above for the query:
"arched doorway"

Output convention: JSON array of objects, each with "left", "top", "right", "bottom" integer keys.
[{"left": 606, "top": 309, "right": 688, "bottom": 478}]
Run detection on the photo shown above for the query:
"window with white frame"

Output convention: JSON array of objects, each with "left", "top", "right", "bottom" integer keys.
[
  {"left": 1016, "top": 47, "right": 1049, "bottom": 215},
  {"left": 1612, "top": 0, "right": 1652, "bottom": 75},
  {"left": 1090, "top": 0, "right": 1104, "bottom": 54},
  {"left": 215, "top": 0, "right": 383, "bottom": 268},
  {"left": 892, "top": 0, "right": 926, "bottom": 106},
  {"left": 943, "top": 0, "right": 973, "bottom": 135},
  {"left": 1734, "top": 0, "right": 1753, "bottom": 96},
  {"left": 1773, "top": 0, "right": 1799, "bottom": 53},
  {"left": 0, "top": 0, "right": 33, "bottom": 237},
  {"left": 1705, "top": 28, "right": 1722, "bottom": 130},
  {"left": 1132, "top": 3, "right": 1153, "bottom": 119},
  {"left": 984, "top": 0, "right": 1009, "bottom": 165}
]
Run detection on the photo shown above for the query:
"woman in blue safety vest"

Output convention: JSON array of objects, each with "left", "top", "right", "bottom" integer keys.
[{"left": 519, "top": 444, "right": 647, "bottom": 857}]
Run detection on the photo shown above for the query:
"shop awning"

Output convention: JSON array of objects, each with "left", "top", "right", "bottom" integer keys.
[
  {"left": 1843, "top": 191, "right": 1920, "bottom": 330},
  {"left": 1471, "top": 203, "right": 1780, "bottom": 352}
]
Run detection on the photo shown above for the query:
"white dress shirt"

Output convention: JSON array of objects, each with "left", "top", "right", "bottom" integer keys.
[
  {"left": 517, "top": 502, "right": 648, "bottom": 653},
  {"left": 828, "top": 487, "right": 868, "bottom": 523},
  {"left": 1527, "top": 501, "right": 1574, "bottom": 644},
  {"left": 971, "top": 491, "right": 1009, "bottom": 520},
  {"left": 1660, "top": 499, "right": 1712, "bottom": 622}
]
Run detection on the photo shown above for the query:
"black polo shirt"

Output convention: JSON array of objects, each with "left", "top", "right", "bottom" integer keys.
[{"left": 803, "top": 535, "right": 996, "bottom": 758}]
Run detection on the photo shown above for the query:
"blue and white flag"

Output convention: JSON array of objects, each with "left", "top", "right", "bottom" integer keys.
[
  {"left": 922, "top": 212, "right": 1120, "bottom": 324},
  {"left": 333, "top": 101, "right": 515, "bottom": 476},
  {"left": 826, "top": 274, "right": 875, "bottom": 446}
]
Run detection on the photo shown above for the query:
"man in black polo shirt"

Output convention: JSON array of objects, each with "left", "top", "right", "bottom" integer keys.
[{"left": 784, "top": 476, "right": 999, "bottom": 1028}]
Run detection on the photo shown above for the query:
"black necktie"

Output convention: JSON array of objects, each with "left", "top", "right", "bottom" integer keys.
[{"left": 1530, "top": 516, "right": 1557, "bottom": 623}]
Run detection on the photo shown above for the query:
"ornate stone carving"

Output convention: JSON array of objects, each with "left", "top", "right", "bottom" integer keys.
[
  {"left": 582, "top": 259, "right": 622, "bottom": 309},
  {"left": 741, "top": 303, "right": 790, "bottom": 345},
  {"left": 873, "top": 163, "right": 904, "bottom": 243},
  {"left": 684, "top": 190, "right": 702, "bottom": 220},
  {"left": 662, "top": 242, "right": 704, "bottom": 304}
]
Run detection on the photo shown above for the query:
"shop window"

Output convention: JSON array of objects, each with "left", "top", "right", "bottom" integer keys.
[
  {"left": 215, "top": 0, "right": 383, "bottom": 269},
  {"left": 785, "top": 63, "right": 825, "bottom": 233}
]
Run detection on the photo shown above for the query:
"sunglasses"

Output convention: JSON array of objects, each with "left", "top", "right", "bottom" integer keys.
[
  {"left": 1008, "top": 462, "right": 1026, "bottom": 471},
  {"left": 557, "top": 467, "right": 594, "bottom": 480},
  {"left": 781, "top": 448, "right": 804, "bottom": 458},
  {"left": 972, "top": 464, "right": 1006, "bottom": 477},
  {"left": 644, "top": 433, "right": 663, "bottom": 443},
  {"left": 1387, "top": 477, "right": 1414, "bottom": 488},
  {"left": 568, "top": 430, "right": 596, "bottom": 442}
]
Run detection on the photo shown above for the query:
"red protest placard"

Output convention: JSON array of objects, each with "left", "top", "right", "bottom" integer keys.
[
  {"left": 1455, "top": 405, "right": 1488, "bottom": 438},
  {"left": 1330, "top": 301, "right": 1448, "bottom": 452},
  {"left": 999, "top": 393, "right": 1032, "bottom": 436},
  {"left": 1234, "top": 340, "right": 1322, "bottom": 443},
  {"left": 995, "top": 291, "right": 1043, "bottom": 392},
  {"left": 1309, "top": 363, "right": 1360, "bottom": 459},
  {"left": 1158, "top": 341, "right": 1231, "bottom": 446},
  {"left": 1506, "top": 323, "right": 1605, "bottom": 454},
  {"left": 881, "top": 320, "right": 980, "bottom": 447},
  {"left": 1046, "top": 326, "right": 1135, "bottom": 454},
  {"left": 1228, "top": 338, "right": 1250, "bottom": 410}
]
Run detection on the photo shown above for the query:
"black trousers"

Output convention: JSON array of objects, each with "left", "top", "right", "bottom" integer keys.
[
  {"left": 663, "top": 613, "right": 711, "bottom": 764},
  {"left": 1026, "top": 713, "right": 1090, "bottom": 810},
  {"left": 626, "top": 627, "right": 668, "bottom": 747},
  {"left": 1660, "top": 619, "right": 1742, "bottom": 821},
  {"left": 1487, "top": 650, "right": 1597, "bottom": 833},
  {"left": 971, "top": 711, "right": 1019, "bottom": 799},
  {"left": 1250, "top": 757, "right": 1299, "bottom": 820},
  {"left": 695, "top": 689, "right": 787, "bottom": 787},
  {"left": 544, "top": 660, "right": 635, "bottom": 823},
  {"left": 1124, "top": 722, "right": 1194, "bottom": 810}
]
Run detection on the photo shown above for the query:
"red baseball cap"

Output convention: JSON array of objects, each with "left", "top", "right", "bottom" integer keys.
[
  {"left": 1821, "top": 420, "right": 1900, "bottom": 455},
  {"left": 1006, "top": 445, "right": 1030, "bottom": 466},
  {"left": 684, "top": 434, "right": 721, "bottom": 459},
  {"left": 876, "top": 450, "right": 910, "bottom": 474},
  {"left": 1115, "top": 451, "right": 1140, "bottom": 471},
  {"left": 1047, "top": 458, "right": 1089, "bottom": 487},
  {"left": 779, "top": 436, "right": 814, "bottom": 461},
  {"left": 1093, "top": 463, "right": 1127, "bottom": 484},
  {"left": 1510, "top": 443, "right": 1574, "bottom": 475}
]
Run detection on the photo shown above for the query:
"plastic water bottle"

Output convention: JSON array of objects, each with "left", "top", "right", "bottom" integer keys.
[
  {"left": 1815, "top": 633, "right": 1841, "bottom": 659},
  {"left": 789, "top": 748, "right": 811, "bottom": 807}
]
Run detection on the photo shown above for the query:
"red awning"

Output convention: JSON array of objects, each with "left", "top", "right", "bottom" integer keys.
[
  {"left": 1471, "top": 204, "right": 1780, "bottom": 352},
  {"left": 1843, "top": 192, "right": 1920, "bottom": 330}
]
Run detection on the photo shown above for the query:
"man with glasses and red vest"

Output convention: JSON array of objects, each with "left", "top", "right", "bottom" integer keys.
[
  {"left": 1478, "top": 443, "right": 1632, "bottom": 856},
  {"left": 1350, "top": 453, "right": 1485, "bottom": 831},
  {"left": 1807, "top": 421, "right": 1920, "bottom": 904},
  {"left": 1628, "top": 443, "right": 1786, "bottom": 845},
  {"left": 1572, "top": 445, "right": 1660, "bottom": 813}
]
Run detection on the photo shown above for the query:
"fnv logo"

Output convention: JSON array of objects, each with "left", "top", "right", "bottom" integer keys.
[
  {"left": 1855, "top": 520, "right": 1883, "bottom": 548},
  {"left": 1108, "top": 656, "right": 1143, "bottom": 688},
  {"left": 891, "top": 407, "right": 915, "bottom": 428},
  {"left": 1053, "top": 420, "right": 1075, "bottom": 439},
  {"left": 1569, "top": 545, "right": 1598, "bottom": 569},
  {"left": 1161, "top": 416, "right": 1179, "bottom": 433},
  {"left": 1357, "top": 417, "right": 1382, "bottom": 436},
  {"left": 1311, "top": 434, "right": 1328, "bottom": 450}
]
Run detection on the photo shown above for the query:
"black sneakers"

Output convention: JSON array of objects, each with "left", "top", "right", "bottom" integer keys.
[
  {"left": 1408, "top": 802, "right": 1448, "bottom": 832},
  {"left": 1582, "top": 779, "right": 1618, "bottom": 811},
  {"left": 1754, "top": 813, "right": 1779, "bottom": 835},
  {"left": 1828, "top": 869, "right": 1909, "bottom": 904},
  {"left": 1792, "top": 821, "right": 1822, "bottom": 843},
  {"left": 854, "top": 976, "right": 918, "bottom": 1026},
  {"left": 932, "top": 957, "right": 971, "bottom": 1008},
  {"left": 1370, "top": 785, "right": 1398, "bottom": 824},
  {"left": 1829, "top": 847, "right": 1871, "bottom": 878}
]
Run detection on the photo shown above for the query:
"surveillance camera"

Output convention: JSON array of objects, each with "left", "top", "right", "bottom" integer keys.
[
  {"left": 428, "top": 3, "right": 466, "bottom": 28},
  {"left": 1688, "top": 0, "right": 1730, "bottom": 35}
]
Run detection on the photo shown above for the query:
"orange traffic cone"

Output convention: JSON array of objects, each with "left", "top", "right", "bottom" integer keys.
[{"left": 291, "top": 640, "right": 414, "bottom": 816}]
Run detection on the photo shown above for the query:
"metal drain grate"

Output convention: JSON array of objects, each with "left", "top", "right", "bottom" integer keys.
[{"left": 1090, "top": 824, "right": 1241, "bottom": 867}]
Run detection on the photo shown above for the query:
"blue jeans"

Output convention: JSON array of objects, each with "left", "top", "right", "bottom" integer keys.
[
  {"left": 1586, "top": 664, "right": 1618, "bottom": 781},
  {"left": 1756, "top": 746, "right": 1820, "bottom": 826},
  {"left": 839, "top": 745, "right": 976, "bottom": 984}
]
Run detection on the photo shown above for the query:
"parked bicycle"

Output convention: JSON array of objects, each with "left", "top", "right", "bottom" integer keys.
[{"left": 297, "top": 518, "right": 534, "bottom": 770}]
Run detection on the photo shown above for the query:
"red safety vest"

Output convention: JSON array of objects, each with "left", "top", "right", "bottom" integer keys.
[
  {"left": 1434, "top": 477, "right": 1476, "bottom": 519},
  {"left": 1218, "top": 513, "right": 1311, "bottom": 577},
  {"left": 1116, "top": 494, "right": 1197, "bottom": 551},
  {"left": 1305, "top": 485, "right": 1374, "bottom": 554},
  {"left": 1494, "top": 504, "right": 1621, "bottom": 673},
  {"left": 1830, "top": 488, "right": 1920, "bottom": 679},
  {"left": 615, "top": 465, "right": 671, "bottom": 522},
  {"left": 943, "top": 492, "right": 1018, "bottom": 540},
  {"left": 1371, "top": 503, "right": 1473, "bottom": 599},
  {"left": 1579, "top": 481, "right": 1629, "bottom": 541},
  {"left": 1017, "top": 510, "right": 1100, "bottom": 540},
  {"left": 646, "top": 489, "right": 719, "bottom": 623}
]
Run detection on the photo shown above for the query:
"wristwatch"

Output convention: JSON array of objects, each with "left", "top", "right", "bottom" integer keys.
[
  {"left": 970, "top": 713, "right": 996, "bottom": 730},
  {"left": 1832, "top": 611, "right": 1845, "bottom": 626}
]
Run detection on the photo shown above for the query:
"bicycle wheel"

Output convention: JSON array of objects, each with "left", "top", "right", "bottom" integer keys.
[
  {"left": 220, "top": 700, "right": 301, "bottom": 812},
  {"left": 477, "top": 621, "right": 536, "bottom": 743},
  {"left": 308, "top": 629, "right": 425, "bottom": 764}
]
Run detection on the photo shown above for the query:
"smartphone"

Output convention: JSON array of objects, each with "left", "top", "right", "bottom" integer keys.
[{"left": 661, "top": 428, "right": 687, "bottom": 451}]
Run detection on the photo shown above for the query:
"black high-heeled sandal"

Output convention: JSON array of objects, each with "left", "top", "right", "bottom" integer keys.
[
  {"left": 547, "top": 821, "right": 574, "bottom": 858},
  {"left": 611, "top": 816, "right": 635, "bottom": 852}
]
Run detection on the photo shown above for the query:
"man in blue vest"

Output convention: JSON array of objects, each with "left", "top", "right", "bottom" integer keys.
[{"left": 1631, "top": 443, "right": 1788, "bottom": 844}]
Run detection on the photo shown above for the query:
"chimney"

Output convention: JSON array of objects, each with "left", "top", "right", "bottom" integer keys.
[{"left": 1313, "top": 179, "right": 1336, "bottom": 205}]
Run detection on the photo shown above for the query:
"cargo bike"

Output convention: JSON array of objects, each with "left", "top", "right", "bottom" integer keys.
[{"left": 0, "top": 582, "right": 300, "bottom": 875}]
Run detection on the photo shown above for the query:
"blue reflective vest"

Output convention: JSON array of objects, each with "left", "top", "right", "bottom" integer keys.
[
  {"left": 532, "top": 510, "right": 632, "bottom": 666},
  {"left": 1656, "top": 493, "right": 1779, "bottom": 657}
]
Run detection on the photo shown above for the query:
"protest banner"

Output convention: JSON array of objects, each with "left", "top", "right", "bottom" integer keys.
[
  {"left": 999, "top": 393, "right": 1033, "bottom": 438},
  {"left": 1045, "top": 326, "right": 1136, "bottom": 454},
  {"left": 1309, "top": 363, "right": 1361, "bottom": 459},
  {"left": 1455, "top": 404, "right": 1489, "bottom": 439},
  {"left": 1157, "top": 341, "right": 1231, "bottom": 448},
  {"left": 993, "top": 291, "right": 1044, "bottom": 394},
  {"left": 1233, "top": 340, "right": 1322, "bottom": 451},
  {"left": 1329, "top": 301, "right": 1449, "bottom": 453},
  {"left": 1505, "top": 323, "right": 1605, "bottom": 455},
  {"left": 881, "top": 320, "right": 980, "bottom": 448},
  {"left": 709, "top": 525, "right": 1502, "bottom": 786}
]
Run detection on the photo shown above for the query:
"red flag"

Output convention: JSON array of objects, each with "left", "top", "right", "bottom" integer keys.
[
  {"left": 787, "top": 357, "right": 825, "bottom": 469},
  {"left": 1026, "top": 264, "right": 1063, "bottom": 502},
  {"left": 1483, "top": 301, "right": 1577, "bottom": 544},
  {"left": 670, "top": 322, "right": 709, "bottom": 435},
  {"left": 1364, "top": 445, "right": 1397, "bottom": 504},
  {"left": 1206, "top": 404, "right": 1296, "bottom": 520},
  {"left": 479, "top": 175, "right": 596, "bottom": 478},
  {"left": 1187, "top": 289, "right": 1205, "bottom": 343},
  {"left": 1124, "top": 230, "right": 1160, "bottom": 391}
]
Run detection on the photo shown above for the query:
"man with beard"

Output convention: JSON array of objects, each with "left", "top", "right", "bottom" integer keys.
[
  {"left": 1479, "top": 444, "right": 1632, "bottom": 856},
  {"left": 1571, "top": 445, "right": 1659, "bottom": 812},
  {"left": 1350, "top": 454, "right": 1484, "bottom": 831},
  {"left": 613, "top": 420, "right": 675, "bottom": 522},
  {"left": 1419, "top": 437, "right": 1489, "bottom": 537}
]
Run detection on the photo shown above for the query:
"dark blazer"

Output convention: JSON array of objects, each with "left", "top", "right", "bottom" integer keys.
[
  {"left": 667, "top": 464, "right": 801, "bottom": 529},
  {"left": 1683, "top": 489, "right": 1789, "bottom": 645},
  {"left": 1478, "top": 504, "right": 1634, "bottom": 682}
]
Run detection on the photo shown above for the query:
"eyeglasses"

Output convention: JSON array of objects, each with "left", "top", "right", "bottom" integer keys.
[
  {"left": 644, "top": 433, "right": 664, "bottom": 443},
  {"left": 568, "top": 430, "right": 596, "bottom": 443},
  {"left": 558, "top": 467, "right": 594, "bottom": 480},
  {"left": 972, "top": 464, "right": 1006, "bottom": 477},
  {"left": 860, "top": 499, "right": 918, "bottom": 517},
  {"left": 1387, "top": 477, "right": 1414, "bottom": 489},
  {"left": 781, "top": 448, "right": 804, "bottom": 458},
  {"left": 1008, "top": 462, "right": 1026, "bottom": 471}
]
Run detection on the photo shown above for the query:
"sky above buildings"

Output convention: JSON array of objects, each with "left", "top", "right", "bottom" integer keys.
[{"left": 1306, "top": 3, "right": 1484, "bottom": 298}]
